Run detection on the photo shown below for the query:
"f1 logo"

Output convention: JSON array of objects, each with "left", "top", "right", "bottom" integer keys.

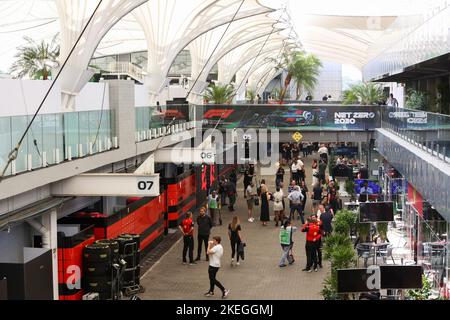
[{"left": 203, "top": 109, "right": 234, "bottom": 119}]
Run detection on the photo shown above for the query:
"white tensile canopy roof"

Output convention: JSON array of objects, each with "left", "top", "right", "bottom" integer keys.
[{"left": 0, "top": 0, "right": 442, "bottom": 104}]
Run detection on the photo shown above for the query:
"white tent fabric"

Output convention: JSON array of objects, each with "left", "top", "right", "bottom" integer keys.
[
  {"left": 217, "top": 35, "right": 295, "bottom": 85},
  {"left": 56, "top": 0, "right": 147, "bottom": 111},
  {"left": 132, "top": 0, "right": 275, "bottom": 104},
  {"left": 187, "top": 14, "right": 285, "bottom": 103},
  {"left": 0, "top": 0, "right": 444, "bottom": 106}
]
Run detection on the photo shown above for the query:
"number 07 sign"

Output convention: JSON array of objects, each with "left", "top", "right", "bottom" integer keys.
[{"left": 51, "top": 173, "right": 160, "bottom": 197}]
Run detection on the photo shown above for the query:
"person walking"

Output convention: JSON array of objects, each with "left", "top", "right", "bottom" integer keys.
[
  {"left": 259, "top": 180, "right": 270, "bottom": 226},
  {"left": 227, "top": 179, "right": 237, "bottom": 212},
  {"left": 301, "top": 214, "right": 323, "bottom": 272},
  {"left": 196, "top": 207, "right": 213, "bottom": 261},
  {"left": 207, "top": 190, "right": 221, "bottom": 226},
  {"left": 275, "top": 165, "right": 285, "bottom": 187},
  {"left": 243, "top": 169, "right": 253, "bottom": 198},
  {"left": 312, "top": 184, "right": 323, "bottom": 213},
  {"left": 288, "top": 186, "right": 305, "bottom": 223},
  {"left": 179, "top": 211, "right": 195, "bottom": 265},
  {"left": 327, "top": 182, "right": 339, "bottom": 214},
  {"left": 291, "top": 158, "right": 299, "bottom": 185},
  {"left": 320, "top": 206, "right": 333, "bottom": 237},
  {"left": 318, "top": 144, "right": 329, "bottom": 164},
  {"left": 228, "top": 216, "right": 244, "bottom": 266},
  {"left": 297, "top": 158, "right": 305, "bottom": 183},
  {"left": 219, "top": 177, "right": 228, "bottom": 206},
  {"left": 318, "top": 159, "right": 327, "bottom": 186},
  {"left": 279, "top": 220, "right": 298, "bottom": 267},
  {"left": 273, "top": 186, "right": 284, "bottom": 227},
  {"left": 299, "top": 180, "right": 309, "bottom": 215},
  {"left": 245, "top": 181, "right": 257, "bottom": 222},
  {"left": 229, "top": 169, "right": 237, "bottom": 188},
  {"left": 205, "top": 236, "right": 230, "bottom": 299},
  {"left": 311, "top": 159, "right": 319, "bottom": 187}
]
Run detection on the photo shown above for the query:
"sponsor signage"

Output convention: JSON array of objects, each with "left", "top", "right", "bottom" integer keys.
[
  {"left": 388, "top": 111, "right": 427, "bottom": 124},
  {"left": 202, "top": 105, "right": 381, "bottom": 130}
]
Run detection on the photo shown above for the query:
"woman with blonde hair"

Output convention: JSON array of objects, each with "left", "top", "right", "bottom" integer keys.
[{"left": 228, "top": 216, "right": 244, "bottom": 266}]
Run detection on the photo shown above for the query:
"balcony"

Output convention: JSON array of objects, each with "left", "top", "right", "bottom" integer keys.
[{"left": 0, "top": 110, "right": 117, "bottom": 177}]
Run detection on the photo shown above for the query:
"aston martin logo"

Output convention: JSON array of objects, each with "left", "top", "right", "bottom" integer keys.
[{"left": 292, "top": 132, "right": 303, "bottom": 142}]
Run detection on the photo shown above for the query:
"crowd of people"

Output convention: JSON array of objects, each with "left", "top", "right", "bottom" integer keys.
[{"left": 177, "top": 142, "right": 345, "bottom": 297}]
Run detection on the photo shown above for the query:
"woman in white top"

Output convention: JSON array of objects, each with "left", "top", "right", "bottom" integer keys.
[
  {"left": 205, "top": 236, "right": 230, "bottom": 299},
  {"left": 273, "top": 186, "right": 284, "bottom": 227}
]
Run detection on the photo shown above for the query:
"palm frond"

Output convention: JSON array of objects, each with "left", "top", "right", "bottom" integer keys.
[{"left": 10, "top": 34, "right": 60, "bottom": 80}]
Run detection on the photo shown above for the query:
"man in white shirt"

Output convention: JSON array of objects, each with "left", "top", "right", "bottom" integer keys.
[
  {"left": 318, "top": 144, "right": 328, "bottom": 163},
  {"left": 387, "top": 94, "right": 399, "bottom": 107},
  {"left": 288, "top": 186, "right": 305, "bottom": 223},
  {"left": 296, "top": 158, "right": 305, "bottom": 182},
  {"left": 205, "top": 236, "right": 230, "bottom": 299},
  {"left": 317, "top": 204, "right": 326, "bottom": 220},
  {"left": 291, "top": 160, "right": 299, "bottom": 184}
]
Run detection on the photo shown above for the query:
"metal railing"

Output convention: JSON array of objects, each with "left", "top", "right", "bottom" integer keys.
[{"left": 381, "top": 106, "right": 450, "bottom": 163}]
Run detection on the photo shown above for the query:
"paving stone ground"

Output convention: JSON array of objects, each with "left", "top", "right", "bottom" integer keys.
[{"left": 139, "top": 154, "right": 329, "bottom": 300}]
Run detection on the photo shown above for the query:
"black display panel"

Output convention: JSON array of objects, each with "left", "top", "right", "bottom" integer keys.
[
  {"left": 380, "top": 265, "right": 422, "bottom": 289},
  {"left": 359, "top": 202, "right": 394, "bottom": 223},
  {"left": 337, "top": 268, "right": 372, "bottom": 293}
]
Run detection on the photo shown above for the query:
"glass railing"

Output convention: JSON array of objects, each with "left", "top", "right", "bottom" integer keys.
[
  {"left": 381, "top": 106, "right": 450, "bottom": 161},
  {"left": 135, "top": 105, "right": 192, "bottom": 142},
  {"left": 0, "top": 110, "right": 116, "bottom": 177}
]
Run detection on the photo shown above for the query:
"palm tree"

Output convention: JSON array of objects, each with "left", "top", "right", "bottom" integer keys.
[
  {"left": 246, "top": 88, "right": 256, "bottom": 103},
  {"left": 10, "top": 34, "right": 60, "bottom": 80},
  {"left": 203, "top": 83, "right": 235, "bottom": 104},
  {"left": 343, "top": 82, "right": 384, "bottom": 105},
  {"left": 274, "top": 51, "right": 322, "bottom": 102}
]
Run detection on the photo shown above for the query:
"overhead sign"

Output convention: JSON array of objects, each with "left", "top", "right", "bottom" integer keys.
[
  {"left": 154, "top": 148, "right": 215, "bottom": 164},
  {"left": 292, "top": 132, "right": 303, "bottom": 142},
  {"left": 51, "top": 173, "right": 160, "bottom": 197},
  {"left": 202, "top": 105, "right": 381, "bottom": 130}
]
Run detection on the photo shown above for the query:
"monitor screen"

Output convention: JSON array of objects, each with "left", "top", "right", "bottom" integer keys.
[
  {"left": 337, "top": 268, "right": 373, "bottom": 293},
  {"left": 359, "top": 202, "right": 394, "bottom": 222},
  {"left": 334, "top": 146, "right": 358, "bottom": 156},
  {"left": 380, "top": 266, "right": 422, "bottom": 289},
  {"left": 354, "top": 179, "right": 381, "bottom": 194}
]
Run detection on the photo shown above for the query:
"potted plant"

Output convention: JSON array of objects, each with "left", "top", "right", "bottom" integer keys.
[
  {"left": 321, "top": 210, "right": 357, "bottom": 300},
  {"left": 357, "top": 222, "right": 371, "bottom": 243}
]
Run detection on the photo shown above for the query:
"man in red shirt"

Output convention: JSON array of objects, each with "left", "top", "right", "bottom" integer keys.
[
  {"left": 301, "top": 214, "right": 323, "bottom": 272},
  {"left": 179, "top": 211, "right": 196, "bottom": 265}
]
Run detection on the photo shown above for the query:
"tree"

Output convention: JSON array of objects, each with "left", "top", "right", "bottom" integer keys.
[
  {"left": 203, "top": 83, "right": 234, "bottom": 104},
  {"left": 405, "top": 89, "right": 427, "bottom": 110},
  {"left": 10, "top": 35, "right": 60, "bottom": 80},
  {"left": 273, "top": 51, "right": 322, "bottom": 102},
  {"left": 343, "top": 82, "right": 384, "bottom": 105}
]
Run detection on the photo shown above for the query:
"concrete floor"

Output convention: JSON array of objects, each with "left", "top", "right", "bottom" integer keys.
[{"left": 139, "top": 154, "right": 329, "bottom": 300}]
